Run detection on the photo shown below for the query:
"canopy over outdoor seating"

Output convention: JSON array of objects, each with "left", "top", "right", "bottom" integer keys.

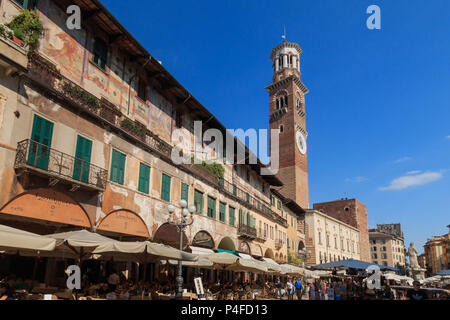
[
  {"left": 166, "top": 246, "right": 215, "bottom": 268},
  {"left": 92, "top": 241, "right": 198, "bottom": 263},
  {"left": 0, "top": 224, "right": 56, "bottom": 253},
  {"left": 45, "top": 229, "right": 117, "bottom": 260},
  {"left": 384, "top": 273, "right": 414, "bottom": 285},
  {"left": 312, "top": 259, "right": 398, "bottom": 271},
  {"left": 261, "top": 258, "right": 283, "bottom": 274},
  {"left": 205, "top": 251, "right": 239, "bottom": 267},
  {"left": 279, "top": 264, "right": 305, "bottom": 276}
]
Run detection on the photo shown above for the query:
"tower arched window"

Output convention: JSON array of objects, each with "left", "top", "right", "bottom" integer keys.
[{"left": 280, "top": 125, "right": 284, "bottom": 133}]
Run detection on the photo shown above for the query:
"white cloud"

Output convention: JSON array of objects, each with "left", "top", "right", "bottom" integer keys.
[
  {"left": 406, "top": 170, "right": 421, "bottom": 175},
  {"left": 446, "top": 135, "right": 450, "bottom": 139},
  {"left": 394, "top": 157, "right": 412, "bottom": 164},
  {"left": 380, "top": 170, "right": 444, "bottom": 191},
  {"left": 345, "top": 176, "right": 368, "bottom": 183}
]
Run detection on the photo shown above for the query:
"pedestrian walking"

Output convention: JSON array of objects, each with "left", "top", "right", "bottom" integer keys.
[
  {"left": 294, "top": 277, "right": 303, "bottom": 300},
  {"left": 286, "top": 278, "right": 294, "bottom": 300},
  {"left": 327, "top": 283, "right": 335, "bottom": 301},
  {"left": 308, "top": 283, "right": 316, "bottom": 300}
]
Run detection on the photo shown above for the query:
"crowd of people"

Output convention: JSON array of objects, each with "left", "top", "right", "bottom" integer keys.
[{"left": 1, "top": 270, "right": 449, "bottom": 300}]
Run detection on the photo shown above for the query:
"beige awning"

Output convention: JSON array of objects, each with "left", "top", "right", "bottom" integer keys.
[
  {"left": 206, "top": 252, "right": 239, "bottom": 266},
  {"left": 92, "top": 241, "right": 198, "bottom": 263},
  {"left": 0, "top": 224, "right": 56, "bottom": 252},
  {"left": 226, "top": 258, "right": 268, "bottom": 273},
  {"left": 279, "top": 264, "right": 305, "bottom": 276},
  {"left": 166, "top": 246, "right": 214, "bottom": 268},
  {"left": 45, "top": 229, "right": 117, "bottom": 260},
  {"left": 262, "top": 257, "right": 283, "bottom": 273}
]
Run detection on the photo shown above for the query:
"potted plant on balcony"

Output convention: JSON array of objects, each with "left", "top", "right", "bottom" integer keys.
[{"left": 5, "top": 10, "right": 44, "bottom": 51}]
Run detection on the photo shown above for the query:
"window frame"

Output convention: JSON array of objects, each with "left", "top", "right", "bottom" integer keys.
[
  {"left": 110, "top": 149, "right": 126, "bottom": 185},
  {"left": 92, "top": 37, "right": 108, "bottom": 72},
  {"left": 138, "top": 162, "right": 151, "bottom": 194},
  {"left": 160, "top": 173, "right": 172, "bottom": 202}
]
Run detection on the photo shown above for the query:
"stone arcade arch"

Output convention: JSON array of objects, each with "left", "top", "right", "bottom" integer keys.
[
  {"left": 217, "top": 237, "right": 236, "bottom": 252},
  {"left": 96, "top": 209, "right": 150, "bottom": 240},
  {"left": 192, "top": 231, "right": 215, "bottom": 249},
  {"left": 0, "top": 188, "right": 92, "bottom": 233},
  {"left": 153, "top": 223, "right": 189, "bottom": 249},
  {"left": 264, "top": 248, "right": 274, "bottom": 259}
]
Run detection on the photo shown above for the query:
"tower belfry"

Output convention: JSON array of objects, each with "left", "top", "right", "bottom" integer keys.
[{"left": 266, "top": 40, "right": 309, "bottom": 208}]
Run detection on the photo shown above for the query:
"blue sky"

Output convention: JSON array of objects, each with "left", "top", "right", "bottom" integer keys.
[{"left": 103, "top": 0, "right": 450, "bottom": 254}]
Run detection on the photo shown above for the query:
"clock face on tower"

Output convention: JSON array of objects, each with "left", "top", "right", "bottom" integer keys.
[{"left": 296, "top": 131, "right": 307, "bottom": 155}]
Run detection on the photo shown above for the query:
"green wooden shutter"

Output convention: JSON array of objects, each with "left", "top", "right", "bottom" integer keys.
[
  {"left": 110, "top": 149, "right": 125, "bottom": 185},
  {"left": 181, "top": 183, "right": 189, "bottom": 202},
  {"left": 73, "top": 135, "right": 92, "bottom": 183},
  {"left": 219, "top": 202, "right": 226, "bottom": 222},
  {"left": 207, "top": 197, "right": 216, "bottom": 219},
  {"left": 161, "top": 174, "right": 171, "bottom": 202},
  {"left": 29, "top": 115, "right": 53, "bottom": 170},
  {"left": 138, "top": 163, "right": 150, "bottom": 194},
  {"left": 194, "top": 190, "right": 203, "bottom": 214},
  {"left": 93, "top": 38, "right": 108, "bottom": 71},
  {"left": 229, "top": 207, "right": 235, "bottom": 226}
]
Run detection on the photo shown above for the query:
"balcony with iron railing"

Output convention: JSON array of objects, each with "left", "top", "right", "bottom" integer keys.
[
  {"left": 238, "top": 224, "right": 257, "bottom": 240},
  {"left": 14, "top": 139, "right": 108, "bottom": 192},
  {"left": 255, "top": 229, "right": 267, "bottom": 242},
  {"left": 219, "top": 178, "right": 287, "bottom": 227}
]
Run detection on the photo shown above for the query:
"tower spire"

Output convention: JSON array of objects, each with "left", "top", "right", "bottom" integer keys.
[{"left": 282, "top": 25, "right": 287, "bottom": 41}]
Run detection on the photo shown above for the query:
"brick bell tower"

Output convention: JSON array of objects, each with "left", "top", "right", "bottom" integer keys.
[{"left": 266, "top": 40, "right": 309, "bottom": 208}]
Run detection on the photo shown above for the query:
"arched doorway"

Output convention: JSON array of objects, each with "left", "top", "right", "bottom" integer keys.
[
  {"left": 217, "top": 237, "right": 236, "bottom": 252},
  {"left": 153, "top": 223, "right": 188, "bottom": 249},
  {"left": 264, "top": 248, "right": 274, "bottom": 259},
  {"left": 96, "top": 209, "right": 149, "bottom": 241},
  {"left": 298, "top": 241, "right": 305, "bottom": 251},
  {"left": 192, "top": 231, "right": 215, "bottom": 249},
  {"left": 0, "top": 188, "right": 92, "bottom": 234},
  {"left": 238, "top": 241, "right": 251, "bottom": 255}
]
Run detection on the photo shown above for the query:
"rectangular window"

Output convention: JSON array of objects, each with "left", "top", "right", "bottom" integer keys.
[
  {"left": 181, "top": 182, "right": 189, "bottom": 202},
  {"left": 29, "top": 114, "right": 54, "bottom": 171},
  {"left": 137, "top": 78, "right": 147, "bottom": 101},
  {"left": 246, "top": 192, "right": 250, "bottom": 203},
  {"left": 229, "top": 206, "right": 235, "bottom": 226},
  {"left": 194, "top": 190, "right": 203, "bottom": 214},
  {"left": 110, "top": 149, "right": 126, "bottom": 185},
  {"left": 138, "top": 163, "right": 151, "bottom": 194},
  {"left": 73, "top": 135, "right": 92, "bottom": 184},
  {"left": 93, "top": 38, "right": 108, "bottom": 71},
  {"left": 232, "top": 184, "right": 237, "bottom": 196},
  {"left": 14, "top": 0, "right": 35, "bottom": 9},
  {"left": 277, "top": 200, "right": 281, "bottom": 210},
  {"left": 207, "top": 196, "right": 216, "bottom": 219},
  {"left": 161, "top": 174, "right": 171, "bottom": 202},
  {"left": 219, "top": 202, "right": 226, "bottom": 223}
]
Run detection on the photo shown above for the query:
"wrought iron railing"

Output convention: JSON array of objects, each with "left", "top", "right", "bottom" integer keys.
[
  {"left": 15, "top": 139, "right": 108, "bottom": 190},
  {"left": 238, "top": 224, "right": 257, "bottom": 237},
  {"left": 219, "top": 178, "right": 287, "bottom": 226}
]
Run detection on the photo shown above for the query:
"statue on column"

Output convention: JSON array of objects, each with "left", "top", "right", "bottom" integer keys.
[{"left": 407, "top": 242, "right": 419, "bottom": 269}]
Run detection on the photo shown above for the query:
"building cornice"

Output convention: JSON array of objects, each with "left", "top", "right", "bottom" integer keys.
[
  {"left": 305, "top": 209, "right": 360, "bottom": 233},
  {"left": 265, "top": 75, "right": 309, "bottom": 94},
  {"left": 270, "top": 41, "right": 303, "bottom": 60}
]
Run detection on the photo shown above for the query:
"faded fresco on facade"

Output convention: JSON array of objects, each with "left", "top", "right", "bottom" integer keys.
[
  {"left": 148, "top": 88, "right": 173, "bottom": 142},
  {"left": 39, "top": 0, "right": 86, "bottom": 84}
]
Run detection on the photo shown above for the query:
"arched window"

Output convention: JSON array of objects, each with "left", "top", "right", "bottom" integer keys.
[{"left": 280, "top": 125, "right": 284, "bottom": 133}]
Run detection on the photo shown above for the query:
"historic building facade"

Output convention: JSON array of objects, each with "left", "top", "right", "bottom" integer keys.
[
  {"left": 313, "top": 199, "right": 370, "bottom": 262},
  {"left": 300, "top": 209, "right": 360, "bottom": 266},
  {"left": 369, "top": 227, "right": 406, "bottom": 269},
  {"left": 0, "top": 0, "right": 291, "bottom": 279},
  {"left": 424, "top": 226, "right": 450, "bottom": 275}
]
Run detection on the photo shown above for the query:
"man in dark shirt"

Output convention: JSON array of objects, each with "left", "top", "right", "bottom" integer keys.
[{"left": 406, "top": 281, "right": 428, "bottom": 300}]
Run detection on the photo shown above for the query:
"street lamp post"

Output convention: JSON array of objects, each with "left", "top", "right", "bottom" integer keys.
[{"left": 167, "top": 200, "right": 196, "bottom": 300}]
